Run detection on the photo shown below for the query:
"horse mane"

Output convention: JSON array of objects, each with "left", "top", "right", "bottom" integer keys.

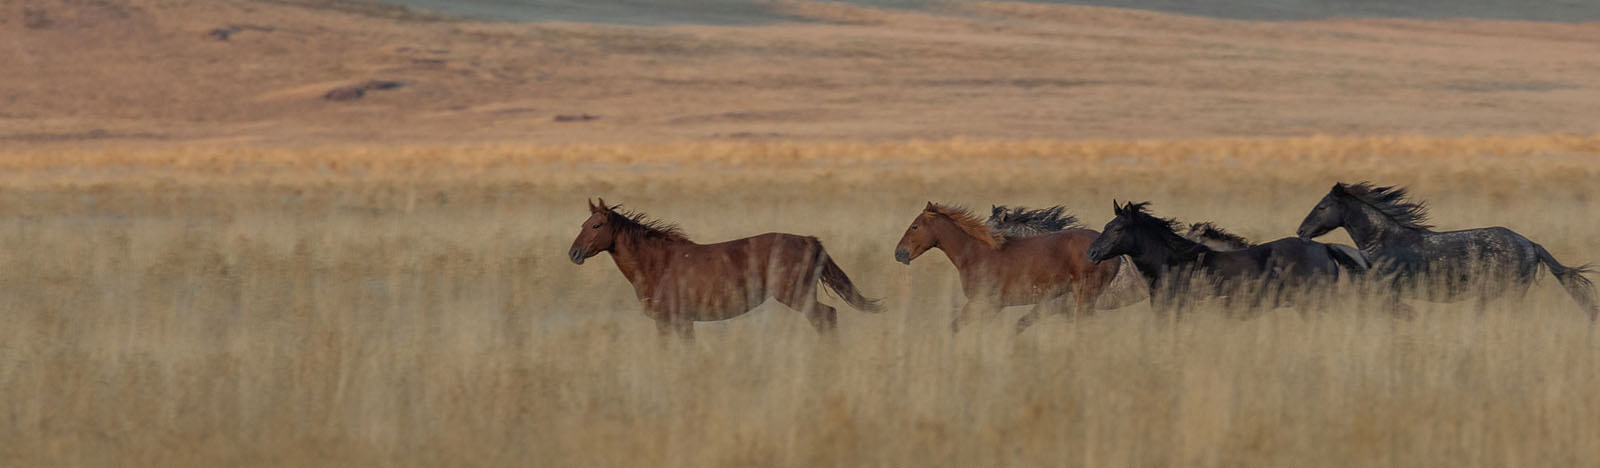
[
  {"left": 606, "top": 206, "right": 690, "bottom": 242},
  {"left": 987, "top": 205, "right": 1081, "bottom": 237},
  {"left": 1121, "top": 202, "right": 1208, "bottom": 255},
  {"left": 928, "top": 203, "right": 1005, "bottom": 249},
  {"left": 1335, "top": 182, "right": 1434, "bottom": 231},
  {"left": 1185, "top": 222, "right": 1253, "bottom": 250}
]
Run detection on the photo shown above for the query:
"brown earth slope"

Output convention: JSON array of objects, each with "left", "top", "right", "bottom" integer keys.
[{"left": 4, "top": 0, "right": 1600, "bottom": 146}]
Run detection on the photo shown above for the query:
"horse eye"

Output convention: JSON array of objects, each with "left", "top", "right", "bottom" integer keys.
[
  {"left": 911, "top": 225, "right": 919, "bottom": 231},
  {"left": 591, "top": 223, "right": 602, "bottom": 229}
]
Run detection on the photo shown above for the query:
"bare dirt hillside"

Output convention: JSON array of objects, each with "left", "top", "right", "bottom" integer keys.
[{"left": 5, "top": 0, "right": 1600, "bottom": 146}]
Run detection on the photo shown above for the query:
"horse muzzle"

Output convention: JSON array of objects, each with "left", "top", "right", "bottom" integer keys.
[
  {"left": 894, "top": 248, "right": 911, "bottom": 265},
  {"left": 1086, "top": 248, "right": 1107, "bottom": 265},
  {"left": 569, "top": 247, "right": 587, "bottom": 265}
]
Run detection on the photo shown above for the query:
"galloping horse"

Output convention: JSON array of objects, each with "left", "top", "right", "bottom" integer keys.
[
  {"left": 1184, "top": 221, "right": 1370, "bottom": 271},
  {"left": 1087, "top": 201, "right": 1352, "bottom": 315},
  {"left": 1297, "top": 182, "right": 1597, "bottom": 318},
  {"left": 569, "top": 199, "right": 882, "bottom": 339},
  {"left": 894, "top": 202, "right": 1131, "bottom": 333},
  {"left": 988, "top": 205, "right": 1149, "bottom": 319}
]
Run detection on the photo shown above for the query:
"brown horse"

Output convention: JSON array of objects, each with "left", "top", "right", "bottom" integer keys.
[
  {"left": 894, "top": 202, "right": 1125, "bottom": 333},
  {"left": 569, "top": 199, "right": 882, "bottom": 339}
]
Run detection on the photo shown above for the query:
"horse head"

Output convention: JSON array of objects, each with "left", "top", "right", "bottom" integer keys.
[
  {"left": 894, "top": 202, "right": 941, "bottom": 264},
  {"left": 570, "top": 198, "right": 620, "bottom": 265},
  {"left": 1296, "top": 184, "right": 1348, "bottom": 239}
]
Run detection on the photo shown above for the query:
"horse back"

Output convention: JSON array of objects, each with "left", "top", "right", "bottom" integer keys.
[
  {"left": 650, "top": 233, "right": 825, "bottom": 321},
  {"left": 1212, "top": 237, "right": 1338, "bottom": 278},
  {"left": 672, "top": 232, "right": 824, "bottom": 283},
  {"left": 1409, "top": 226, "right": 1540, "bottom": 276},
  {"left": 997, "top": 228, "right": 1102, "bottom": 265}
]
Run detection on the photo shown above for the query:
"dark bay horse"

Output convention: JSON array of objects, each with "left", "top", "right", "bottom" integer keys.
[
  {"left": 894, "top": 202, "right": 1131, "bottom": 333},
  {"left": 1297, "top": 182, "right": 1597, "bottom": 318},
  {"left": 1184, "top": 221, "right": 1371, "bottom": 272},
  {"left": 1182, "top": 222, "right": 1255, "bottom": 251},
  {"left": 569, "top": 199, "right": 883, "bottom": 339},
  {"left": 1086, "top": 201, "right": 1348, "bottom": 315}
]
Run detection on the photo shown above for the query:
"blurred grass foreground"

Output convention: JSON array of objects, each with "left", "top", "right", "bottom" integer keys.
[{"left": 1, "top": 136, "right": 1597, "bottom": 466}]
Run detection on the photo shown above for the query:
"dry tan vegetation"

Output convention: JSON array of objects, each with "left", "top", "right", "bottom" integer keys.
[
  {"left": 8, "top": 0, "right": 1600, "bottom": 465},
  {"left": 6, "top": 0, "right": 1600, "bottom": 145},
  {"left": 1, "top": 137, "right": 1597, "bottom": 467}
]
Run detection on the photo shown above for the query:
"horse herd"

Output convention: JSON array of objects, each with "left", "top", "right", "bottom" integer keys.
[{"left": 568, "top": 182, "right": 1597, "bottom": 339}]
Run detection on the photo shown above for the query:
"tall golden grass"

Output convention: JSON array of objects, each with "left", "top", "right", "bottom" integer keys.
[{"left": 1, "top": 136, "right": 1597, "bottom": 467}]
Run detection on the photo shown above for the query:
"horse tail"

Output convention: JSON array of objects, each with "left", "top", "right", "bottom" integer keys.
[
  {"left": 817, "top": 250, "right": 884, "bottom": 313},
  {"left": 1533, "top": 243, "right": 1599, "bottom": 319},
  {"left": 1325, "top": 244, "right": 1369, "bottom": 275}
]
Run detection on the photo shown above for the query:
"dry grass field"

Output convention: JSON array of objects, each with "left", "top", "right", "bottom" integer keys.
[
  {"left": 1, "top": 137, "right": 1597, "bottom": 467},
  {"left": 9, "top": 0, "right": 1600, "bottom": 466}
]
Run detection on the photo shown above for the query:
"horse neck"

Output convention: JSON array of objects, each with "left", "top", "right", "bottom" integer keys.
[
  {"left": 930, "top": 217, "right": 991, "bottom": 269},
  {"left": 608, "top": 231, "right": 676, "bottom": 290},
  {"left": 1342, "top": 202, "right": 1416, "bottom": 252},
  {"left": 1129, "top": 228, "right": 1209, "bottom": 280}
]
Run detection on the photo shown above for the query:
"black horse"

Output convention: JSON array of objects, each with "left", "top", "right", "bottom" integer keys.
[
  {"left": 1086, "top": 201, "right": 1358, "bottom": 315},
  {"left": 1296, "top": 182, "right": 1597, "bottom": 318}
]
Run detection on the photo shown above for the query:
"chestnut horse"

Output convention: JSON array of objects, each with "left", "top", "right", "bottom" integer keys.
[
  {"left": 894, "top": 202, "right": 1129, "bottom": 333},
  {"left": 569, "top": 199, "right": 882, "bottom": 339}
]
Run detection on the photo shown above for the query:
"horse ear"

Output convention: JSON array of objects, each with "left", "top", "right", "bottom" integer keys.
[
  {"left": 587, "top": 199, "right": 599, "bottom": 212},
  {"left": 1112, "top": 200, "right": 1122, "bottom": 215},
  {"left": 925, "top": 201, "right": 936, "bottom": 212},
  {"left": 1330, "top": 183, "right": 1345, "bottom": 194},
  {"left": 596, "top": 198, "right": 610, "bottom": 212}
]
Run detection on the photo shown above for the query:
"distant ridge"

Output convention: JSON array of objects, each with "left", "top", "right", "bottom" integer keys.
[{"left": 376, "top": 0, "right": 1600, "bottom": 24}]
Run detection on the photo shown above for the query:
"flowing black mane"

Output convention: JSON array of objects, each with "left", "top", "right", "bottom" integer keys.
[
  {"left": 1185, "top": 222, "right": 1253, "bottom": 250},
  {"left": 607, "top": 207, "right": 690, "bottom": 242},
  {"left": 988, "top": 205, "right": 1081, "bottom": 237},
  {"left": 1122, "top": 202, "right": 1208, "bottom": 256},
  {"left": 1335, "top": 182, "right": 1433, "bottom": 231}
]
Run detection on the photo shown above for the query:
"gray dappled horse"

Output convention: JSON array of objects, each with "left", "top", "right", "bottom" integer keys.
[{"left": 1296, "top": 182, "right": 1597, "bottom": 319}]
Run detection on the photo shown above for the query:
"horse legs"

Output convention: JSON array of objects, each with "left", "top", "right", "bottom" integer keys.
[
  {"left": 1383, "top": 293, "right": 1416, "bottom": 321},
  {"left": 673, "top": 320, "right": 695, "bottom": 340},
  {"left": 654, "top": 317, "right": 695, "bottom": 341},
  {"left": 951, "top": 299, "right": 1000, "bottom": 334},
  {"left": 805, "top": 304, "right": 839, "bottom": 334},
  {"left": 655, "top": 318, "right": 673, "bottom": 340},
  {"left": 1073, "top": 276, "right": 1106, "bottom": 320},
  {"left": 776, "top": 285, "right": 838, "bottom": 335},
  {"left": 1014, "top": 296, "right": 1068, "bottom": 334}
]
